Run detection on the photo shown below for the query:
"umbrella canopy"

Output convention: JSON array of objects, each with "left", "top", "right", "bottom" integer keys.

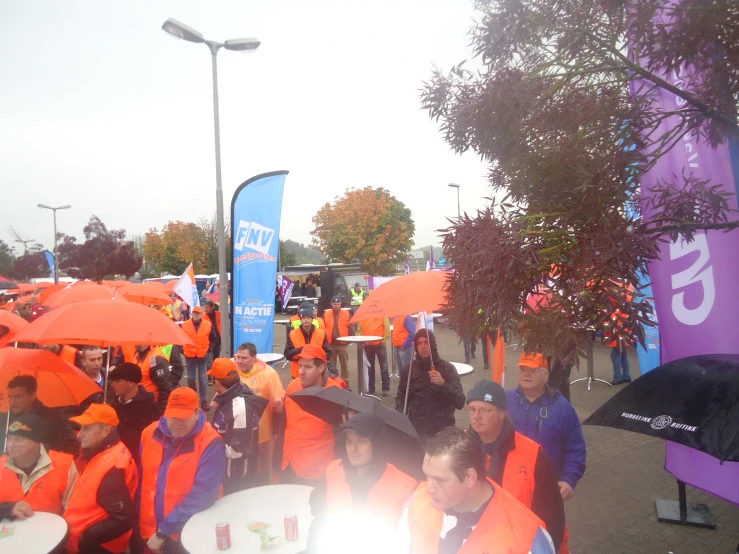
[
  {"left": 0, "top": 276, "right": 18, "bottom": 290},
  {"left": 0, "top": 311, "right": 30, "bottom": 333},
  {"left": 350, "top": 271, "right": 450, "bottom": 323},
  {"left": 118, "top": 282, "right": 172, "bottom": 306},
  {"left": 583, "top": 354, "right": 739, "bottom": 463},
  {"left": 33, "top": 282, "right": 55, "bottom": 289},
  {"left": 6, "top": 284, "right": 36, "bottom": 294},
  {"left": 13, "top": 299, "right": 195, "bottom": 348},
  {"left": 288, "top": 385, "right": 423, "bottom": 478},
  {"left": 37, "top": 283, "right": 68, "bottom": 304},
  {"left": 0, "top": 348, "right": 102, "bottom": 409},
  {"left": 15, "top": 294, "right": 38, "bottom": 306},
  {"left": 44, "top": 284, "right": 120, "bottom": 307}
]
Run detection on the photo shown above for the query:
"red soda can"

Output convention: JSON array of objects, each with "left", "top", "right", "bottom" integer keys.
[
  {"left": 284, "top": 513, "right": 299, "bottom": 541},
  {"left": 215, "top": 521, "right": 231, "bottom": 550}
]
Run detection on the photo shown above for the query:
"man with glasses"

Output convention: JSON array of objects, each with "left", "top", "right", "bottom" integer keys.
[{"left": 506, "top": 353, "right": 586, "bottom": 504}]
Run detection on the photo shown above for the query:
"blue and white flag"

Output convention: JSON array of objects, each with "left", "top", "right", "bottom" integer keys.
[
  {"left": 231, "top": 171, "right": 288, "bottom": 354},
  {"left": 43, "top": 250, "right": 55, "bottom": 279}
]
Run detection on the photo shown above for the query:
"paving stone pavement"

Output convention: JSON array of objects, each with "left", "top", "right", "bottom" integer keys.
[{"left": 272, "top": 323, "right": 739, "bottom": 553}]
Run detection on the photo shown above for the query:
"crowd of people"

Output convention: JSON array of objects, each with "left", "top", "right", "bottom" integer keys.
[{"left": 0, "top": 288, "right": 587, "bottom": 554}]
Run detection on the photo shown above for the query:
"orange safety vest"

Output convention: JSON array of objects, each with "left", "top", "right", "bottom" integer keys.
[
  {"left": 64, "top": 441, "right": 138, "bottom": 554},
  {"left": 288, "top": 327, "right": 326, "bottom": 379},
  {"left": 0, "top": 450, "right": 73, "bottom": 514},
  {"left": 323, "top": 309, "right": 350, "bottom": 344},
  {"left": 282, "top": 377, "right": 338, "bottom": 480},
  {"left": 407, "top": 479, "right": 543, "bottom": 554},
  {"left": 139, "top": 420, "right": 222, "bottom": 541},
  {"left": 360, "top": 318, "right": 385, "bottom": 346},
  {"left": 392, "top": 315, "right": 411, "bottom": 347},
  {"left": 60, "top": 345, "right": 79, "bottom": 366},
  {"left": 315, "top": 316, "right": 325, "bottom": 331},
  {"left": 181, "top": 318, "right": 212, "bottom": 358},
  {"left": 487, "top": 431, "right": 541, "bottom": 509},
  {"left": 325, "top": 459, "right": 417, "bottom": 526},
  {"left": 135, "top": 347, "right": 166, "bottom": 400}
]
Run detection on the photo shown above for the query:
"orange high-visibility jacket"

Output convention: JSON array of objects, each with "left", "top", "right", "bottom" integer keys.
[
  {"left": 0, "top": 450, "right": 73, "bottom": 514},
  {"left": 324, "top": 309, "right": 350, "bottom": 344},
  {"left": 288, "top": 327, "right": 326, "bottom": 379},
  {"left": 181, "top": 318, "right": 212, "bottom": 358}
]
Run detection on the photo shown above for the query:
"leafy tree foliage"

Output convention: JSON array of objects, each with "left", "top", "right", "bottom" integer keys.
[
  {"left": 279, "top": 241, "right": 297, "bottom": 269},
  {"left": 311, "top": 187, "right": 415, "bottom": 276},
  {"left": 0, "top": 240, "right": 15, "bottom": 276},
  {"left": 423, "top": 0, "right": 739, "bottom": 360},
  {"left": 281, "top": 239, "right": 324, "bottom": 265},
  {"left": 59, "top": 216, "right": 141, "bottom": 282}
]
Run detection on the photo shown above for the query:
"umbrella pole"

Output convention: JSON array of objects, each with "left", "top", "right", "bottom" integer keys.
[
  {"left": 103, "top": 346, "right": 111, "bottom": 403},
  {"left": 403, "top": 349, "right": 414, "bottom": 416},
  {"left": 3, "top": 412, "right": 8, "bottom": 452}
]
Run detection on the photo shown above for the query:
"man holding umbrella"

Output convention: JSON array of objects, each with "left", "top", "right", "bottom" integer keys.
[
  {"left": 306, "top": 413, "right": 419, "bottom": 552},
  {"left": 396, "top": 330, "right": 465, "bottom": 439}
]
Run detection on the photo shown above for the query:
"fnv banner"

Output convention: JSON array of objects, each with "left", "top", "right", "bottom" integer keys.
[
  {"left": 230, "top": 171, "right": 288, "bottom": 355},
  {"left": 630, "top": 2, "right": 739, "bottom": 503}
]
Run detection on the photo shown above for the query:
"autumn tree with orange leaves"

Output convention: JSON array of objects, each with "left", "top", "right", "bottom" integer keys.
[
  {"left": 144, "top": 221, "right": 209, "bottom": 275},
  {"left": 311, "top": 187, "right": 415, "bottom": 275}
]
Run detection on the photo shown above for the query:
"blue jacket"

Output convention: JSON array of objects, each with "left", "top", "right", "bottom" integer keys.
[
  {"left": 138, "top": 411, "right": 227, "bottom": 536},
  {"left": 506, "top": 386, "right": 586, "bottom": 489}
]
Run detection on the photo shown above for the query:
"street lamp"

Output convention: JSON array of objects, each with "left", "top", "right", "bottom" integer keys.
[
  {"left": 162, "top": 18, "right": 260, "bottom": 357},
  {"left": 37, "top": 204, "right": 71, "bottom": 284},
  {"left": 448, "top": 183, "right": 461, "bottom": 218}
]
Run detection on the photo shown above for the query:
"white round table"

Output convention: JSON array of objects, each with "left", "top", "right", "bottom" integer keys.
[
  {"left": 412, "top": 312, "right": 443, "bottom": 319},
  {"left": 181, "top": 485, "right": 313, "bottom": 554},
  {"left": 0, "top": 512, "right": 68, "bottom": 554},
  {"left": 452, "top": 362, "right": 474, "bottom": 376},
  {"left": 258, "top": 352, "right": 285, "bottom": 364},
  {"left": 337, "top": 336, "right": 383, "bottom": 398},
  {"left": 336, "top": 335, "right": 382, "bottom": 343},
  {"left": 274, "top": 319, "right": 291, "bottom": 325}
]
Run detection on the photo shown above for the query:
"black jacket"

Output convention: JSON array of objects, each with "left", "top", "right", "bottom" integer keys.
[
  {"left": 395, "top": 330, "right": 464, "bottom": 439},
  {"left": 0, "top": 399, "right": 79, "bottom": 456},
  {"left": 469, "top": 422, "right": 565, "bottom": 550},
  {"left": 284, "top": 325, "right": 332, "bottom": 364},
  {"left": 169, "top": 344, "right": 186, "bottom": 387},
  {"left": 110, "top": 385, "right": 159, "bottom": 464},
  {"left": 74, "top": 430, "right": 136, "bottom": 552},
  {"left": 205, "top": 311, "right": 222, "bottom": 356},
  {"left": 212, "top": 382, "right": 268, "bottom": 457},
  {"left": 134, "top": 347, "right": 173, "bottom": 415}
]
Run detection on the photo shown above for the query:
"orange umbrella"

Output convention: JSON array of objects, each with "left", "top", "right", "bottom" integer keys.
[
  {"left": 163, "top": 281, "right": 177, "bottom": 295},
  {"left": 118, "top": 282, "right": 173, "bottom": 306},
  {"left": 38, "top": 283, "right": 67, "bottom": 303},
  {"left": 13, "top": 299, "right": 194, "bottom": 347},
  {"left": 6, "top": 284, "right": 36, "bottom": 294},
  {"left": 0, "top": 348, "right": 101, "bottom": 409},
  {"left": 16, "top": 294, "right": 37, "bottom": 306},
  {"left": 33, "top": 281, "right": 55, "bottom": 289},
  {"left": 0, "top": 311, "right": 30, "bottom": 333},
  {"left": 350, "top": 271, "right": 450, "bottom": 323},
  {"left": 44, "top": 284, "right": 121, "bottom": 307}
]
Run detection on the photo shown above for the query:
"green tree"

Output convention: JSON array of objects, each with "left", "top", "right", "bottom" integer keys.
[
  {"left": 311, "top": 187, "right": 415, "bottom": 275},
  {"left": 0, "top": 240, "right": 15, "bottom": 276},
  {"left": 279, "top": 240, "right": 297, "bottom": 269}
]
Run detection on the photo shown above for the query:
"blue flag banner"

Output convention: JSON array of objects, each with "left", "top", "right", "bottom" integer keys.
[
  {"left": 230, "top": 170, "right": 288, "bottom": 354},
  {"left": 43, "top": 250, "right": 55, "bottom": 279}
]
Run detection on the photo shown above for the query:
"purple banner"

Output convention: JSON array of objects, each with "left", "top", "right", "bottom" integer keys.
[
  {"left": 631, "top": 3, "right": 739, "bottom": 504},
  {"left": 279, "top": 275, "right": 294, "bottom": 310}
]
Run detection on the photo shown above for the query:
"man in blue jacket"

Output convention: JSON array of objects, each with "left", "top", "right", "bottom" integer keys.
[{"left": 506, "top": 353, "right": 586, "bottom": 501}]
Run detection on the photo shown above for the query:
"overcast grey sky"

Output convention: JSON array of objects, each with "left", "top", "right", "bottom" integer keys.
[{"left": 1, "top": 0, "right": 489, "bottom": 258}]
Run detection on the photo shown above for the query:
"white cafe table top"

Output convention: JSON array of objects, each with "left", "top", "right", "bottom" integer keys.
[
  {"left": 258, "top": 352, "right": 285, "bottom": 364},
  {"left": 452, "top": 362, "right": 474, "bottom": 376},
  {"left": 412, "top": 312, "right": 443, "bottom": 319},
  {"left": 290, "top": 296, "right": 307, "bottom": 300},
  {"left": 0, "top": 512, "right": 68, "bottom": 554},
  {"left": 274, "top": 319, "right": 292, "bottom": 324},
  {"left": 181, "top": 484, "right": 313, "bottom": 554},
  {"left": 337, "top": 335, "right": 382, "bottom": 343}
]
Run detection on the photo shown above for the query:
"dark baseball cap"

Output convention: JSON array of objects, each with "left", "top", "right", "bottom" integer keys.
[
  {"left": 7, "top": 414, "right": 46, "bottom": 443},
  {"left": 299, "top": 305, "right": 314, "bottom": 317},
  {"left": 331, "top": 295, "right": 342, "bottom": 303},
  {"left": 466, "top": 379, "right": 507, "bottom": 411},
  {"left": 108, "top": 362, "right": 143, "bottom": 383}
]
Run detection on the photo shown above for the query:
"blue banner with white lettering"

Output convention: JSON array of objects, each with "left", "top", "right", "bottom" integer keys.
[
  {"left": 43, "top": 250, "right": 55, "bottom": 279},
  {"left": 230, "top": 171, "right": 288, "bottom": 355}
]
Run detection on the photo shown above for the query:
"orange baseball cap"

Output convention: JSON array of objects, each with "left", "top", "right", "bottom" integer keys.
[
  {"left": 296, "top": 344, "right": 327, "bottom": 362},
  {"left": 518, "top": 353, "right": 549, "bottom": 370},
  {"left": 70, "top": 404, "right": 120, "bottom": 427},
  {"left": 192, "top": 306, "right": 203, "bottom": 314},
  {"left": 207, "top": 358, "right": 238, "bottom": 379},
  {"left": 165, "top": 387, "right": 200, "bottom": 419}
]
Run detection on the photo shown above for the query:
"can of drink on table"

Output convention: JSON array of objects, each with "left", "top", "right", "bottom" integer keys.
[
  {"left": 284, "top": 513, "right": 299, "bottom": 541},
  {"left": 215, "top": 521, "right": 231, "bottom": 550}
]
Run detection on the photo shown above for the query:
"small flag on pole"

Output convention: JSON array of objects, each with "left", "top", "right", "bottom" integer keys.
[
  {"left": 174, "top": 263, "right": 200, "bottom": 308},
  {"left": 404, "top": 256, "right": 410, "bottom": 275}
]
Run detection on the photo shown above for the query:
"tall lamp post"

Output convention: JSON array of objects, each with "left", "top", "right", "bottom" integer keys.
[
  {"left": 448, "top": 183, "right": 461, "bottom": 218},
  {"left": 37, "top": 204, "right": 71, "bottom": 284},
  {"left": 162, "top": 18, "right": 260, "bottom": 357}
]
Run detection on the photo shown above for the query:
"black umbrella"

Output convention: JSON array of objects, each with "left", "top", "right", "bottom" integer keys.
[
  {"left": 583, "top": 354, "right": 739, "bottom": 463},
  {"left": 0, "top": 277, "right": 18, "bottom": 290},
  {"left": 288, "top": 386, "right": 424, "bottom": 478}
]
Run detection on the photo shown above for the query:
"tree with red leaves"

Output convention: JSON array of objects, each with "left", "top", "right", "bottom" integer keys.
[{"left": 422, "top": 0, "right": 738, "bottom": 361}]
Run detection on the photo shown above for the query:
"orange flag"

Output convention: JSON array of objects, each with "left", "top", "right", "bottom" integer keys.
[{"left": 491, "top": 328, "right": 506, "bottom": 386}]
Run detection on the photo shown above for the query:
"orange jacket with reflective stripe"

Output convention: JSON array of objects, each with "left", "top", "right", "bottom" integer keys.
[
  {"left": 326, "top": 459, "right": 417, "bottom": 526},
  {"left": 324, "top": 309, "right": 350, "bottom": 344},
  {"left": 63, "top": 441, "right": 138, "bottom": 554},
  {"left": 0, "top": 450, "right": 73, "bottom": 514},
  {"left": 483, "top": 431, "right": 541, "bottom": 510},
  {"left": 392, "top": 315, "right": 411, "bottom": 347},
  {"left": 407, "top": 479, "right": 543, "bottom": 554},
  {"left": 360, "top": 318, "right": 385, "bottom": 346},
  {"left": 139, "top": 420, "right": 222, "bottom": 541},
  {"left": 181, "top": 318, "right": 212, "bottom": 358},
  {"left": 135, "top": 346, "right": 166, "bottom": 400},
  {"left": 282, "top": 377, "right": 338, "bottom": 479},
  {"left": 60, "top": 345, "right": 79, "bottom": 366},
  {"left": 288, "top": 327, "right": 326, "bottom": 379}
]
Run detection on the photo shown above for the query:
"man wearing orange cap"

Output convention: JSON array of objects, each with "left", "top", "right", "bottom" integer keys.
[
  {"left": 281, "top": 344, "right": 340, "bottom": 486},
  {"left": 63, "top": 404, "right": 139, "bottom": 554},
  {"left": 507, "top": 353, "right": 586, "bottom": 503},
  {"left": 208, "top": 358, "right": 268, "bottom": 493},
  {"left": 139, "top": 387, "right": 226, "bottom": 553}
]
